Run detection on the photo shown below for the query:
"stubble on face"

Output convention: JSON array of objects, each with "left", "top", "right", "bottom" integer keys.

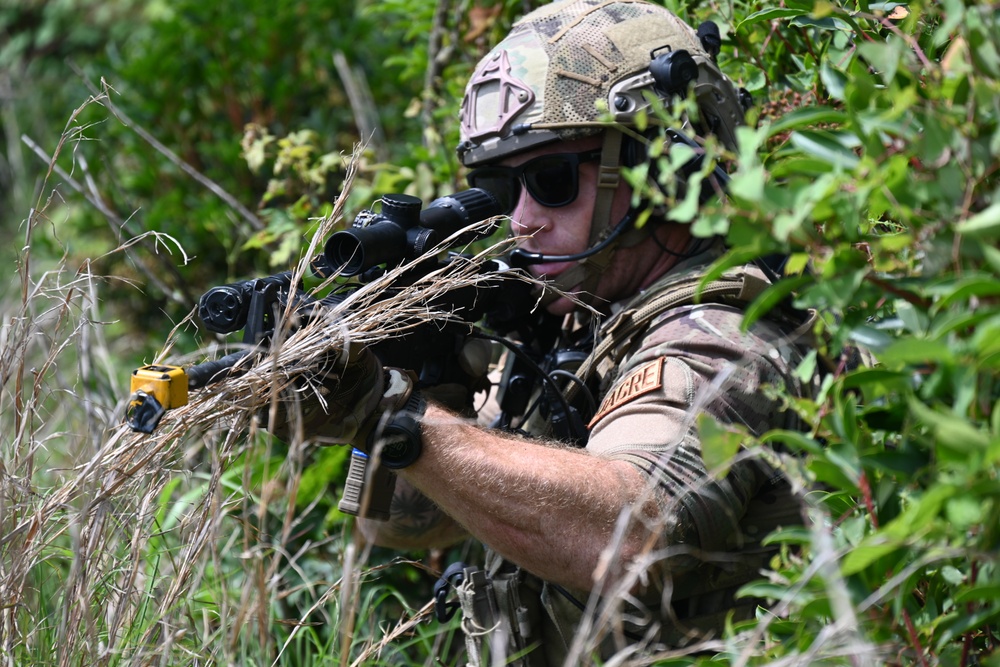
[{"left": 507, "top": 137, "right": 689, "bottom": 316}]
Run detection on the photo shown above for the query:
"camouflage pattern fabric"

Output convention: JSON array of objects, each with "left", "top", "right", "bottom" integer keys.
[
  {"left": 587, "top": 299, "right": 809, "bottom": 554},
  {"left": 462, "top": 0, "right": 703, "bottom": 140},
  {"left": 495, "top": 249, "right": 814, "bottom": 663},
  {"left": 458, "top": 0, "right": 745, "bottom": 166}
]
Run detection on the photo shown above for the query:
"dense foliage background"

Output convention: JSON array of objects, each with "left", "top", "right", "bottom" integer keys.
[{"left": 1, "top": 0, "right": 998, "bottom": 665}]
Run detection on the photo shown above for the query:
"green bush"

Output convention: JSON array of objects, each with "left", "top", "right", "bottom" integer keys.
[
  {"left": 2, "top": 0, "right": 998, "bottom": 665},
  {"left": 701, "top": 1, "right": 1000, "bottom": 662}
]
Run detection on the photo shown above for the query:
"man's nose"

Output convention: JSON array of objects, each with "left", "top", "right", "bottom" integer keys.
[{"left": 509, "top": 190, "right": 549, "bottom": 235}]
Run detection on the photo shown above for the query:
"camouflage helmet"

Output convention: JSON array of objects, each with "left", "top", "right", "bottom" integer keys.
[{"left": 457, "top": 0, "right": 746, "bottom": 167}]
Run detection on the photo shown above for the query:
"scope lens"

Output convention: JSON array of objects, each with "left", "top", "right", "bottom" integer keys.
[{"left": 325, "top": 232, "right": 365, "bottom": 275}]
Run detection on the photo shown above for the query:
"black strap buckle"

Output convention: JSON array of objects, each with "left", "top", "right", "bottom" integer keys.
[
  {"left": 126, "top": 391, "right": 165, "bottom": 434},
  {"left": 433, "top": 562, "right": 468, "bottom": 622}
]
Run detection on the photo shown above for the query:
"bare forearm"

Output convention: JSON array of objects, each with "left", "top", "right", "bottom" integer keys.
[
  {"left": 357, "top": 476, "right": 467, "bottom": 550},
  {"left": 398, "top": 403, "right": 655, "bottom": 591}
]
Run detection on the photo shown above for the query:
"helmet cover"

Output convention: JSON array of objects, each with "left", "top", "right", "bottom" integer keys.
[{"left": 457, "top": 0, "right": 745, "bottom": 167}]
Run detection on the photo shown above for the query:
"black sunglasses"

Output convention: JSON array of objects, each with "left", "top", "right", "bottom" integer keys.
[{"left": 466, "top": 148, "right": 603, "bottom": 214}]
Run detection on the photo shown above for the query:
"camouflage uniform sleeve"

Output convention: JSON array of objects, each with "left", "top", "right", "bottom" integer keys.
[{"left": 586, "top": 302, "right": 807, "bottom": 559}]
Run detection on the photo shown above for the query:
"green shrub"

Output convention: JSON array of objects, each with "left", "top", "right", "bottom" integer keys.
[{"left": 2, "top": 0, "right": 998, "bottom": 665}]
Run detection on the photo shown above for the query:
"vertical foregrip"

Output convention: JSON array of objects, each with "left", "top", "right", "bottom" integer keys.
[{"left": 338, "top": 449, "right": 396, "bottom": 521}]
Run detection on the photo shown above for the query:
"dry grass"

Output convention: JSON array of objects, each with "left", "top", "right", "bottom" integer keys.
[
  {"left": 0, "top": 97, "right": 885, "bottom": 667},
  {"left": 0, "top": 105, "right": 540, "bottom": 665}
]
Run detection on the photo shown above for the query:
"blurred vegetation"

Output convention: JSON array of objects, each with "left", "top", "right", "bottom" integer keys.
[
  {"left": 1, "top": 0, "right": 999, "bottom": 665},
  {"left": 1, "top": 0, "right": 531, "bottom": 325}
]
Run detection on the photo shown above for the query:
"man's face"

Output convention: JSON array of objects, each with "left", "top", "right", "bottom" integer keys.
[{"left": 494, "top": 137, "right": 640, "bottom": 315}]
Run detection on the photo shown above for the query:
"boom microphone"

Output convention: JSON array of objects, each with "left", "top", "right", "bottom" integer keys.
[{"left": 508, "top": 211, "right": 635, "bottom": 268}]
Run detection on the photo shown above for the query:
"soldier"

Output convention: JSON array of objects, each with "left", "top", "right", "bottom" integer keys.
[{"left": 297, "top": 1, "right": 814, "bottom": 664}]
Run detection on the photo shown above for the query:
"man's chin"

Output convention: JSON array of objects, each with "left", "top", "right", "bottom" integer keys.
[
  {"left": 530, "top": 260, "right": 575, "bottom": 280},
  {"left": 526, "top": 261, "right": 586, "bottom": 314},
  {"left": 544, "top": 296, "right": 576, "bottom": 317},
  {"left": 541, "top": 281, "right": 585, "bottom": 316}
]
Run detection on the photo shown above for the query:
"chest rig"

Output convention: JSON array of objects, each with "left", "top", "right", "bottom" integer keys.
[
  {"left": 437, "top": 255, "right": 789, "bottom": 667},
  {"left": 570, "top": 256, "right": 773, "bottom": 402},
  {"left": 527, "top": 254, "right": 776, "bottom": 445}
]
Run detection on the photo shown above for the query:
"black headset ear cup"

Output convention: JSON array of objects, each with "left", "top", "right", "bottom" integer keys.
[
  {"left": 622, "top": 130, "right": 721, "bottom": 204},
  {"left": 622, "top": 132, "right": 674, "bottom": 206},
  {"left": 621, "top": 135, "right": 646, "bottom": 169},
  {"left": 649, "top": 49, "right": 699, "bottom": 98},
  {"left": 623, "top": 132, "right": 671, "bottom": 186}
]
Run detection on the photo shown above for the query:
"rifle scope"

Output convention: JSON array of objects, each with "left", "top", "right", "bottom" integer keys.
[{"left": 324, "top": 188, "right": 503, "bottom": 276}]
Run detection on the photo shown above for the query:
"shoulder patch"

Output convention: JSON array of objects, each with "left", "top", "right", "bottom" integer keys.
[{"left": 588, "top": 357, "right": 665, "bottom": 428}]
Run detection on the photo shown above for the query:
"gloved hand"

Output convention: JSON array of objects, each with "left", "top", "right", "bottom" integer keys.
[
  {"left": 420, "top": 337, "right": 494, "bottom": 415},
  {"left": 265, "top": 346, "right": 413, "bottom": 447}
]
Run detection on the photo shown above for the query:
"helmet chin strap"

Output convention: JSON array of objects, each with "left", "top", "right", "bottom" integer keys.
[{"left": 533, "top": 129, "right": 648, "bottom": 309}]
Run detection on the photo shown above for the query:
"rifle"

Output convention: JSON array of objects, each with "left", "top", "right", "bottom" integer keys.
[{"left": 127, "top": 187, "right": 540, "bottom": 520}]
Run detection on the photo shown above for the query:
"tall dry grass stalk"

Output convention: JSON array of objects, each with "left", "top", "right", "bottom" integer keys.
[
  {"left": 0, "top": 95, "right": 881, "bottom": 667},
  {"left": 0, "top": 97, "right": 536, "bottom": 666}
]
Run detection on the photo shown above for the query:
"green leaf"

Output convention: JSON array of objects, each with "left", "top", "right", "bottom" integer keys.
[
  {"left": 772, "top": 172, "right": 838, "bottom": 241},
  {"left": 744, "top": 66, "right": 767, "bottom": 93},
  {"left": 790, "top": 15, "right": 852, "bottom": 32},
  {"left": 738, "top": 7, "right": 809, "bottom": 30},
  {"left": 794, "top": 349, "right": 818, "bottom": 384},
  {"left": 667, "top": 172, "right": 705, "bottom": 222},
  {"left": 857, "top": 39, "right": 904, "bottom": 86},
  {"left": 789, "top": 130, "right": 861, "bottom": 170},
  {"left": 691, "top": 209, "right": 731, "bottom": 238},
  {"left": 820, "top": 61, "right": 848, "bottom": 101},
  {"left": 883, "top": 484, "right": 955, "bottom": 539},
  {"left": 956, "top": 203, "right": 1000, "bottom": 238},
  {"left": 929, "top": 310, "right": 995, "bottom": 340},
  {"left": 737, "top": 581, "right": 813, "bottom": 605},
  {"left": 840, "top": 368, "right": 910, "bottom": 396},
  {"left": 741, "top": 275, "right": 811, "bottom": 331},
  {"left": 982, "top": 245, "right": 1000, "bottom": 274},
  {"left": 840, "top": 538, "right": 901, "bottom": 576},
  {"left": 808, "top": 455, "right": 861, "bottom": 492},
  {"left": 934, "top": 605, "right": 1000, "bottom": 649},
  {"left": 940, "top": 565, "right": 966, "bottom": 586},
  {"left": 879, "top": 338, "right": 955, "bottom": 366},
  {"left": 968, "top": 20, "right": 1000, "bottom": 77},
  {"left": 769, "top": 155, "right": 842, "bottom": 178},
  {"left": 847, "top": 325, "right": 895, "bottom": 353},
  {"left": 946, "top": 494, "right": 984, "bottom": 529},
  {"left": 761, "top": 526, "right": 813, "bottom": 546},
  {"left": 931, "top": 276, "right": 1000, "bottom": 315},
  {"left": 896, "top": 300, "right": 930, "bottom": 335},
  {"left": 954, "top": 585, "right": 1000, "bottom": 605},
  {"left": 735, "top": 124, "right": 769, "bottom": 167},
  {"left": 761, "top": 429, "right": 826, "bottom": 456},
  {"left": 783, "top": 252, "right": 810, "bottom": 276},
  {"left": 908, "top": 397, "right": 992, "bottom": 453},
  {"left": 699, "top": 414, "right": 746, "bottom": 478},
  {"left": 727, "top": 165, "right": 766, "bottom": 203},
  {"left": 864, "top": 444, "right": 929, "bottom": 476},
  {"left": 916, "top": 110, "right": 953, "bottom": 167}
]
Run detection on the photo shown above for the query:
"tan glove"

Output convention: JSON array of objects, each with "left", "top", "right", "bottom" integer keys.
[
  {"left": 420, "top": 337, "right": 494, "bottom": 415},
  {"left": 266, "top": 347, "right": 413, "bottom": 447}
]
